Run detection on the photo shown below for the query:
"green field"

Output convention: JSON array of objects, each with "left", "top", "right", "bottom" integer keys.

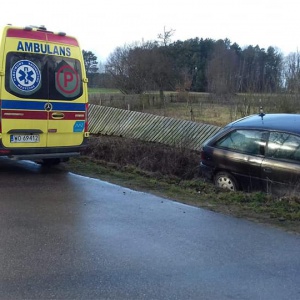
[
  {"left": 88, "top": 88, "right": 121, "bottom": 94},
  {"left": 88, "top": 90, "right": 300, "bottom": 127}
]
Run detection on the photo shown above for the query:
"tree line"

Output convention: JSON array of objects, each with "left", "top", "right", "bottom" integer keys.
[{"left": 83, "top": 36, "right": 300, "bottom": 95}]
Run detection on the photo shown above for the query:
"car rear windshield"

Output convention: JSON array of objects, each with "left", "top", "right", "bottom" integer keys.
[{"left": 5, "top": 52, "right": 83, "bottom": 101}]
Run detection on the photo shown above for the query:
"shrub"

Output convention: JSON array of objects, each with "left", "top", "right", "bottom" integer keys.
[{"left": 84, "top": 135, "right": 200, "bottom": 180}]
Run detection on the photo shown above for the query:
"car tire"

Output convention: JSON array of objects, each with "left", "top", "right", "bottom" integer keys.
[
  {"left": 41, "top": 158, "right": 61, "bottom": 167},
  {"left": 214, "top": 171, "right": 238, "bottom": 191}
]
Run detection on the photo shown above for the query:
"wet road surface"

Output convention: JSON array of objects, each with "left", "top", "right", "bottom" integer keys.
[{"left": 0, "top": 158, "right": 300, "bottom": 300}]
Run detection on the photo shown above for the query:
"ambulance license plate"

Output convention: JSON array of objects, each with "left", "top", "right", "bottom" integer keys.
[{"left": 10, "top": 134, "right": 40, "bottom": 143}]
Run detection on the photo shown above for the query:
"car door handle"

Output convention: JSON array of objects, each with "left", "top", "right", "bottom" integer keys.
[
  {"left": 51, "top": 112, "right": 65, "bottom": 119},
  {"left": 263, "top": 167, "right": 272, "bottom": 173}
]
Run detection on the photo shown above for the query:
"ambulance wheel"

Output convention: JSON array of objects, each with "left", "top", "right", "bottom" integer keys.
[{"left": 41, "top": 158, "right": 61, "bottom": 166}]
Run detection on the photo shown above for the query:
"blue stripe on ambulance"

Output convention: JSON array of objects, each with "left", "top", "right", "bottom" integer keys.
[{"left": 1, "top": 100, "right": 86, "bottom": 111}]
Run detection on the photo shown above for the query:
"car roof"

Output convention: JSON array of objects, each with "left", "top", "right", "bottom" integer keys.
[{"left": 226, "top": 113, "right": 300, "bottom": 134}]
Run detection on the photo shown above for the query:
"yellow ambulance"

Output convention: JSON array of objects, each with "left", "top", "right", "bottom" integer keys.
[{"left": 0, "top": 25, "right": 89, "bottom": 165}]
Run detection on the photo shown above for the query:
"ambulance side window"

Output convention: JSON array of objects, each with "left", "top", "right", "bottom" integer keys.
[{"left": 5, "top": 53, "right": 47, "bottom": 99}]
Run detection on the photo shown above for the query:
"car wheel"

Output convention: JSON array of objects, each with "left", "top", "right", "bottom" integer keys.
[{"left": 214, "top": 172, "right": 238, "bottom": 191}]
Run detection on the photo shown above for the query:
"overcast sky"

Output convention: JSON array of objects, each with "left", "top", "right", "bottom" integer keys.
[{"left": 2, "top": 0, "right": 299, "bottom": 61}]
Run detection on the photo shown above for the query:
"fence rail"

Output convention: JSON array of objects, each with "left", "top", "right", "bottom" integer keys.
[{"left": 89, "top": 104, "right": 222, "bottom": 151}]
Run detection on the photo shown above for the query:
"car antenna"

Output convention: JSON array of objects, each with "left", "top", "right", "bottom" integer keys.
[
  {"left": 259, "top": 106, "right": 265, "bottom": 120},
  {"left": 258, "top": 99, "right": 265, "bottom": 120}
]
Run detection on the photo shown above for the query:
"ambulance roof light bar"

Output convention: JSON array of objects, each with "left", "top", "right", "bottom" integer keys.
[
  {"left": 23, "top": 25, "right": 66, "bottom": 36},
  {"left": 24, "top": 25, "right": 47, "bottom": 31},
  {"left": 38, "top": 25, "right": 47, "bottom": 30}
]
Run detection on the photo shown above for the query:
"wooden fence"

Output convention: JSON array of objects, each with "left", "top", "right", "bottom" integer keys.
[{"left": 88, "top": 104, "right": 222, "bottom": 151}]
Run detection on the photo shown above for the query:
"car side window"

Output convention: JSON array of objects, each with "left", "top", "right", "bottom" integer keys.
[
  {"left": 267, "top": 132, "right": 300, "bottom": 162},
  {"left": 215, "top": 130, "right": 267, "bottom": 155}
]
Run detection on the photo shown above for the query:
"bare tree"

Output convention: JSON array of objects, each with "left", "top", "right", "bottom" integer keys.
[
  {"left": 284, "top": 51, "right": 300, "bottom": 93},
  {"left": 157, "top": 26, "right": 175, "bottom": 46},
  {"left": 105, "top": 45, "right": 131, "bottom": 94},
  {"left": 106, "top": 42, "right": 175, "bottom": 94}
]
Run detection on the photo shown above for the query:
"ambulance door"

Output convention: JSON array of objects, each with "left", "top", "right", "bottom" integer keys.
[
  {"left": 46, "top": 56, "right": 85, "bottom": 147},
  {"left": 2, "top": 52, "right": 48, "bottom": 148}
]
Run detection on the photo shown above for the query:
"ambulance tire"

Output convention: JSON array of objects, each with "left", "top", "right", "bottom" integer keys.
[{"left": 41, "top": 158, "right": 61, "bottom": 167}]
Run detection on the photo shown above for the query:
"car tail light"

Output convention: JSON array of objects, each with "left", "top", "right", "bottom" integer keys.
[{"left": 0, "top": 149, "right": 11, "bottom": 155}]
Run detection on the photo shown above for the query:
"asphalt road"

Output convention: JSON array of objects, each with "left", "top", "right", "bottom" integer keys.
[{"left": 0, "top": 158, "right": 300, "bottom": 300}]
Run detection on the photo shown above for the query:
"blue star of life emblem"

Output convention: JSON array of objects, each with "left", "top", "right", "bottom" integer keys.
[{"left": 11, "top": 60, "right": 41, "bottom": 92}]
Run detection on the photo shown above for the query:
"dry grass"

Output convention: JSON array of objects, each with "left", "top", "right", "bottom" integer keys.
[
  {"left": 143, "top": 102, "right": 233, "bottom": 126},
  {"left": 84, "top": 135, "right": 200, "bottom": 180}
]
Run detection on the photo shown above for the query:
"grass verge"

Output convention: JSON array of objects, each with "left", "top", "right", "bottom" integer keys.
[{"left": 65, "top": 136, "right": 300, "bottom": 234}]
